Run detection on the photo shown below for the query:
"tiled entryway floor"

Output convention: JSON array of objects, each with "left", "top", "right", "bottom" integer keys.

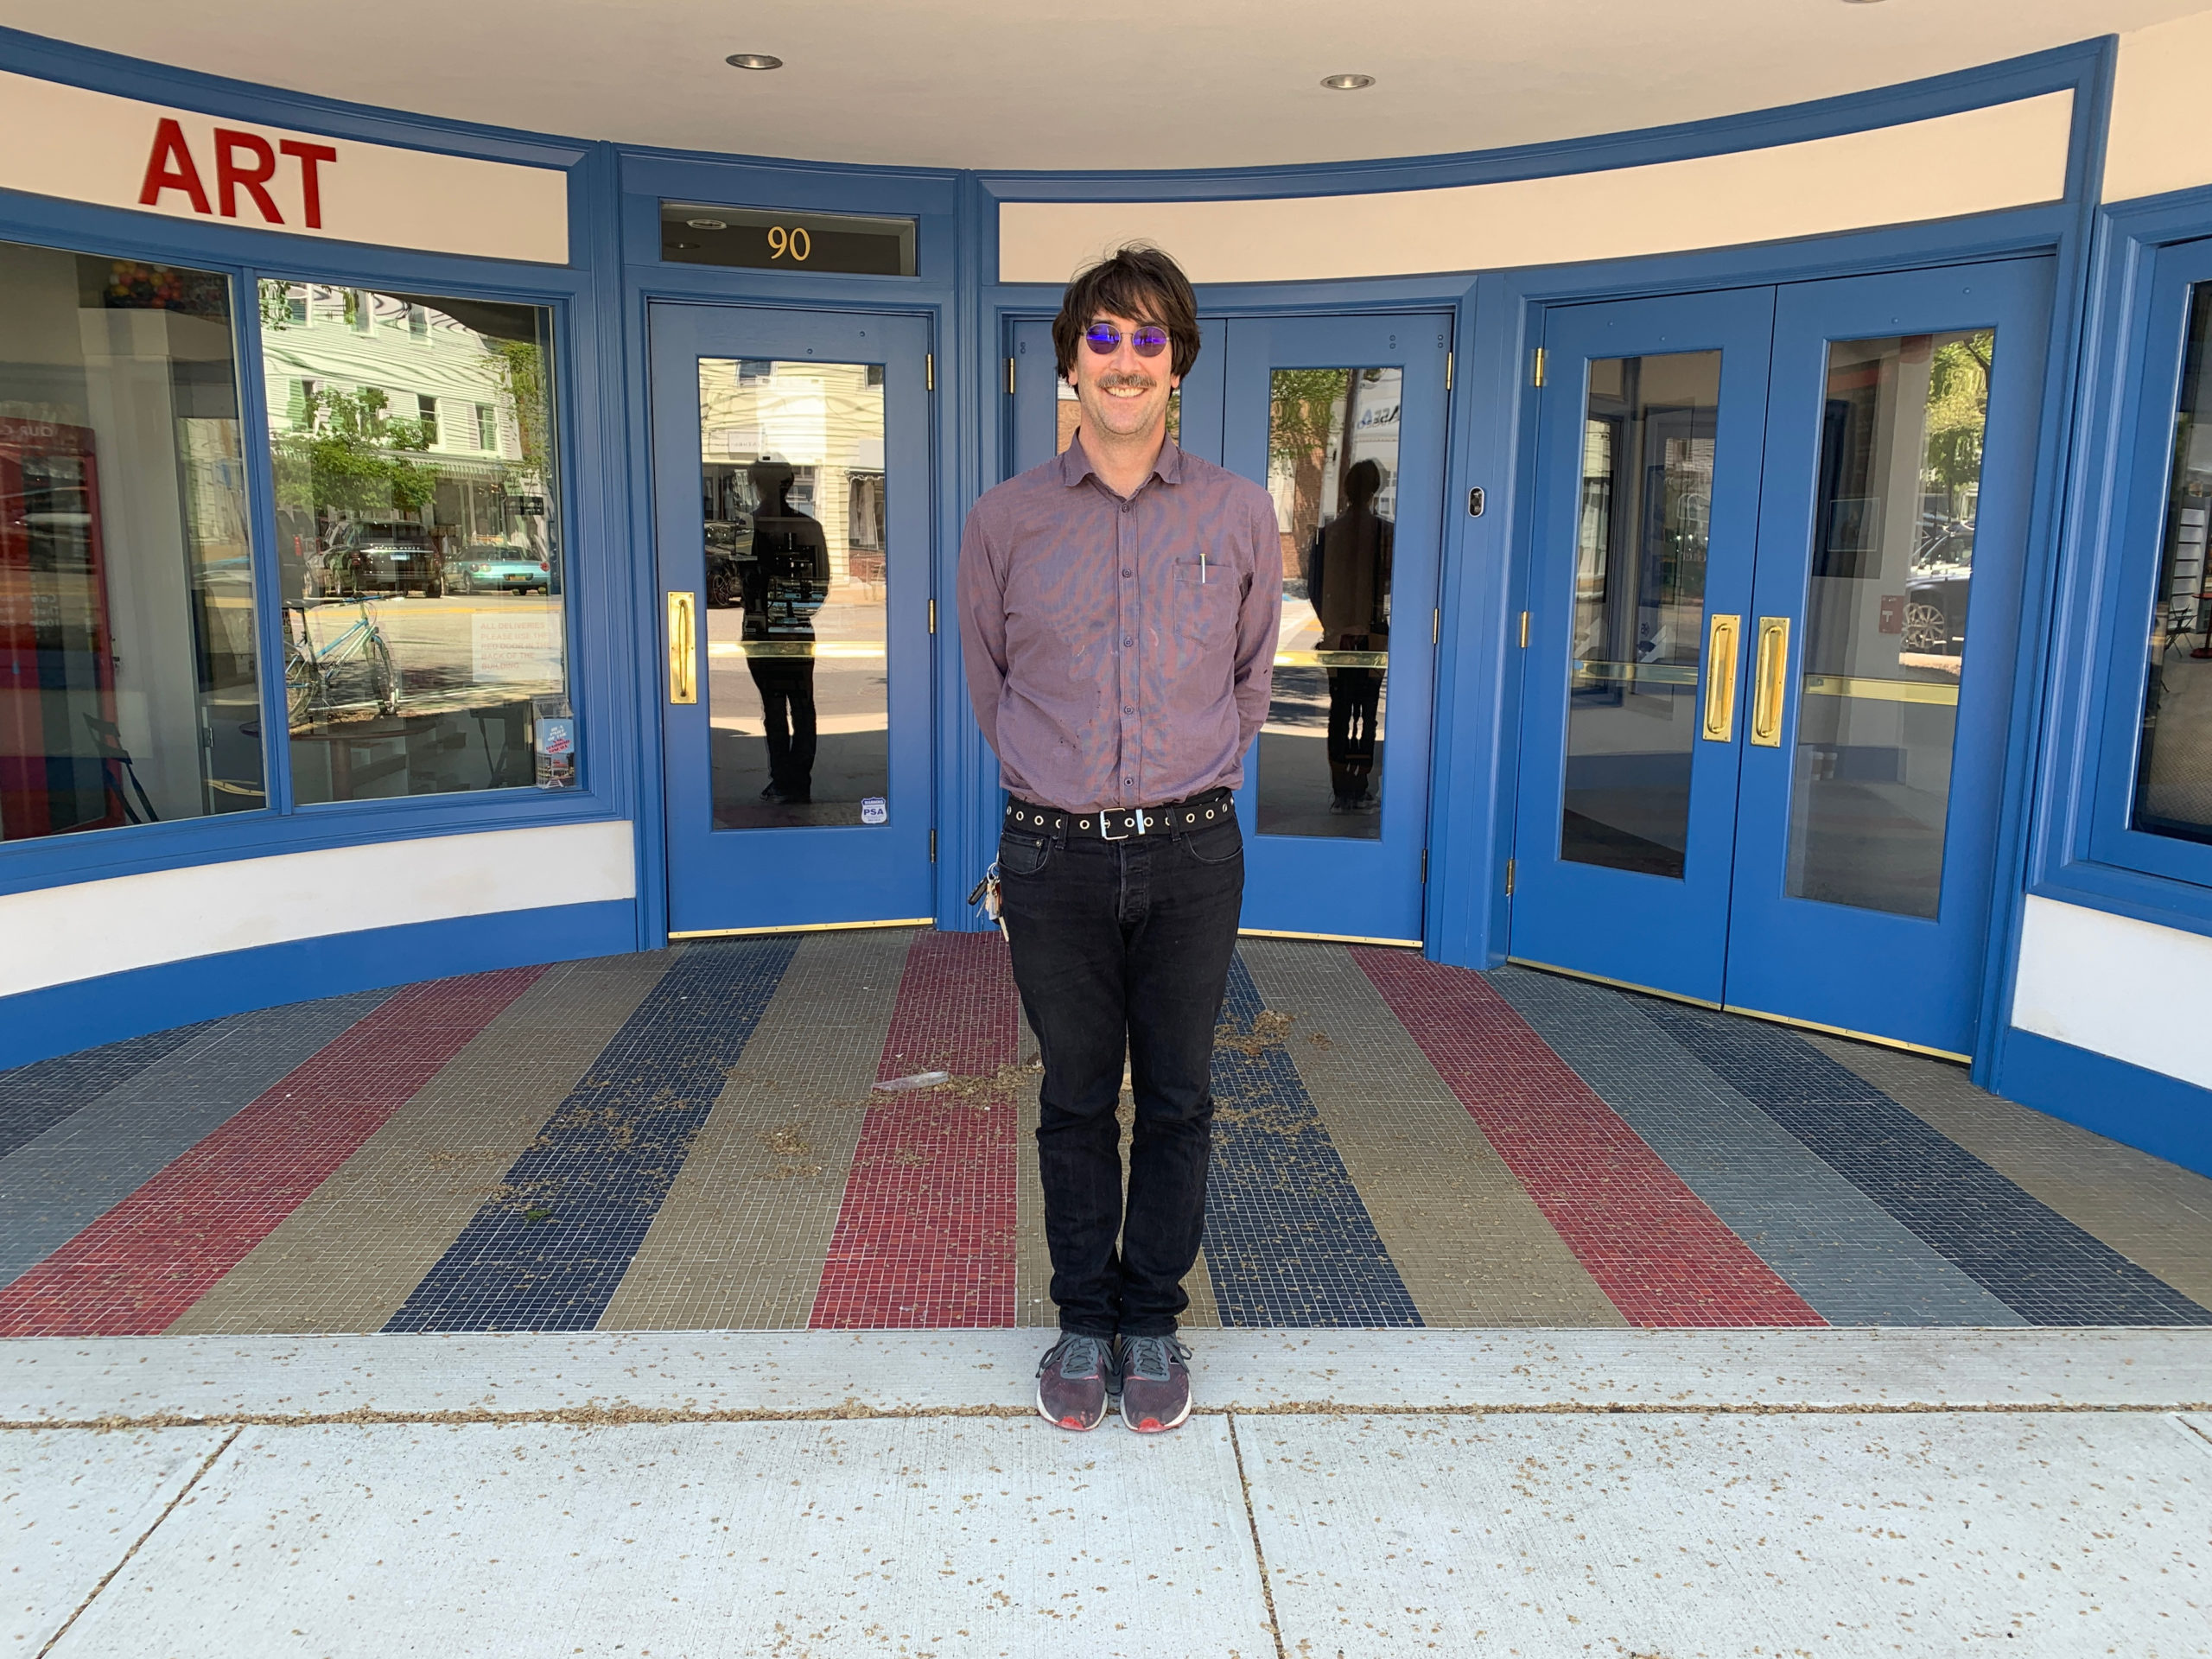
[{"left": 2, "top": 931, "right": 2208, "bottom": 1337}]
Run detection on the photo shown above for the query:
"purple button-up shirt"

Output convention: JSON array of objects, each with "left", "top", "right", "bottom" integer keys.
[{"left": 957, "top": 435, "right": 1282, "bottom": 814}]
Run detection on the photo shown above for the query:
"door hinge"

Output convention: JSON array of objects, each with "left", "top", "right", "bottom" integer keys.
[
  {"left": 1531, "top": 347, "right": 1546, "bottom": 388},
  {"left": 1432, "top": 608, "right": 1440, "bottom": 645},
  {"left": 926, "top": 353, "right": 936, "bottom": 391},
  {"left": 930, "top": 829, "right": 938, "bottom": 863},
  {"left": 1467, "top": 486, "right": 1484, "bottom": 518},
  {"left": 928, "top": 598, "right": 937, "bottom": 634},
  {"left": 1504, "top": 857, "right": 1516, "bottom": 897},
  {"left": 1519, "top": 610, "right": 1529, "bottom": 648},
  {"left": 1007, "top": 356, "right": 1018, "bottom": 394},
  {"left": 1444, "top": 351, "right": 1453, "bottom": 391},
  {"left": 1421, "top": 848, "right": 1429, "bottom": 884}
]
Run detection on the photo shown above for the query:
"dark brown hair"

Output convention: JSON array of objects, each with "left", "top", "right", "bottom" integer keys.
[{"left": 1051, "top": 244, "right": 1200, "bottom": 380}]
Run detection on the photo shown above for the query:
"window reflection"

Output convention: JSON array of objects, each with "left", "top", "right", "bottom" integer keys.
[
  {"left": 259, "top": 284, "right": 568, "bottom": 803},
  {"left": 1260, "top": 366, "right": 1399, "bottom": 837},
  {"left": 0, "top": 240, "right": 262, "bottom": 842},
  {"left": 700, "top": 359, "right": 889, "bottom": 828},
  {"left": 2138, "top": 284, "right": 2212, "bottom": 845},
  {"left": 1560, "top": 353, "right": 1719, "bottom": 879},
  {"left": 1788, "top": 331, "right": 1991, "bottom": 917}
]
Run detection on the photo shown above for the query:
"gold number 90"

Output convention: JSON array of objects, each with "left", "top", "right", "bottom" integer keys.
[{"left": 766, "top": 226, "right": 812, "bottom": 262}]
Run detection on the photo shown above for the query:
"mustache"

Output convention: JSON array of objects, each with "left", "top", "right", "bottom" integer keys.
[{"left": 1096, "top": 372, "right": 1157, "bottom": 391}]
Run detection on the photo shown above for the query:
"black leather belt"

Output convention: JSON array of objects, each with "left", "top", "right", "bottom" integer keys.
[{"left": 1005, "top": 788, "right": 1234, "bottom": 842}]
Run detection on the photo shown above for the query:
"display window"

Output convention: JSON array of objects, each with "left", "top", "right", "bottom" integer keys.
[
  {"left": 2134, "top": 280, "right": 2212, "bottom": 848},
  {"left": 257, "top": 283, "right": 569, "bottom": 803},
  {"left": 0, "top": 237, "right": 263, "bottom": 843}
]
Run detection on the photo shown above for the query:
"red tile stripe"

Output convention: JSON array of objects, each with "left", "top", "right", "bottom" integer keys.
[
  {"left": 810, "top": 932, "right": 1020, "bottom": 1328},
  {"left": 0, "top": 967, "right": 545, "bottom": 1337},
  {"left": 1354, "top": 950, "right": 1823, "bottom": 1327}
]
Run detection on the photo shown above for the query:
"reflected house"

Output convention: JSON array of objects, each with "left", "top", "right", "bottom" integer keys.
[
  {"left": 257, "top": 284, "right": 568, "bottom": 804},
  {"left": 697, "top": 359, "right": 886, "bottom": 589},
  {"left": 258, "top": 286, "right": 551, "bottom": 597}
]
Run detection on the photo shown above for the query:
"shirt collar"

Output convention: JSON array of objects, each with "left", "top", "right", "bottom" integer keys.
[{"left": 1058, "top": 430, "right": 1185, "bottom": 493}]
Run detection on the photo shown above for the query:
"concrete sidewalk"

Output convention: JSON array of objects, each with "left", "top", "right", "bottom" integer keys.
[{"left": 10, "top": 1330, "right": 2212, "bottom": 1657}]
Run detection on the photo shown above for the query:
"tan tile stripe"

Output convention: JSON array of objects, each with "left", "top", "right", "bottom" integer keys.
[
  {"left": 169, "top": 954, "right": 677, "bottom": 1336},
  {"left": 1238, "top": 940, "right": 1625, "bottom": 1328},
  {"left": 599, "top": 930, "right": 912, "bottom": 1331},
  {"left": 1807, "top": 1034, "right": 2212, "bottom": 1309}
]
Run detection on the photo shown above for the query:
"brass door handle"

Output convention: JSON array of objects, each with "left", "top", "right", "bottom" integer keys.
[
  {"left": 1751, "top": 615, "right": 1790, "bottom": 747},
  {"left": 1701, "top": 613, "right": 1740, "bottom": 741},
  {"left": 667, "top": 591, "right": 697, "bottom": 704}
]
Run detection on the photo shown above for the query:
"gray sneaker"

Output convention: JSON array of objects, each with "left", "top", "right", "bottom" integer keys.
[
  {"left": 1116, "top": 1334, "right": 1192, "bottom": 1433},
  {"left": 1036, "top": 1333, "right": 1115, "bottom": 1431}
]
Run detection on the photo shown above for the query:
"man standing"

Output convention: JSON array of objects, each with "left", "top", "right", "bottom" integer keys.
[{"left": 957, "top": 245, "right": 1282, "bottom": 1433}]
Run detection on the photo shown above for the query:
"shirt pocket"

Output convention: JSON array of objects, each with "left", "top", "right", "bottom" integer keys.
[{"left": 1170, "top": 557, "right": 1235, "bottom": 644}]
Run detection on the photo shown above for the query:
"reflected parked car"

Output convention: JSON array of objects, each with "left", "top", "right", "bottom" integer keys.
[
  {"left": 1904, "top": 520, "right": 1974, "bottom": 658},
  {"left": 456, "top": 556, "right": 553, "bottom": 594},
  {"left": 322, "top": 536, "right": 443, "bottom": 598},
  {"left": 704, "top": 515, "right": 753, "bottom": 607}
]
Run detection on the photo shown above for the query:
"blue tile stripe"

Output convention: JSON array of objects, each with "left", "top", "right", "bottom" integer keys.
[
  {"left": 385, "top": 938, "right": 798, "bottom": 1333},
  {"left": 0, "top": 991, "right": 390, "bottom": 1290},
  {"left": 1203, "top": 953, "right": 1421, "bottom": 1328},
  {"left": 1491, "top": 968, "right": 2024, "bottom": 1327},
  {"left": 1635, "top": 1001, "right": 2212, "bottom": 1326},
  {"left": 0, "top": 1019, "right": 217, "bottom": 1163}
]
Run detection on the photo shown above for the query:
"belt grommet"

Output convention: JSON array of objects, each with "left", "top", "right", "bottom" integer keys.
[{"left": 1205, "top": 808, "right": 1214, "bottom": 818}]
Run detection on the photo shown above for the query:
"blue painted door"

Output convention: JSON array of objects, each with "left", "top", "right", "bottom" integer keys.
[
  {"left": 1219, "top": 314, "right": 1452, "bottom": 943},
  {"left": 1723, "top": 260, "right": 2051, "bottom": 1053},
  {"left": 1510, "top": 289, "right": 1777, "bottom": 1002},
  {"left": 652, "top": 303, "right": 934, "bottom": 934},
  {"left": 1513, "top": 260, "right": 2051, "bottom": 1055}
]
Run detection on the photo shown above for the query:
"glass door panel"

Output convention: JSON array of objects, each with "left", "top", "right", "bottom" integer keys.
[
  {"left": 652, "top": 305, "right": 933, "bottom": 935},
  {"left": 696, "top": 358, "right": 889, "bottom": 828},
  {"left": 1508, "top": 289, "right": 1774, "bottom": 1005},
  {"left": 1261, "top": 365, "right": 1400, "bottom": 838},
  {"left": 1562, "top": 352, "right": 1720, "bottom": 878},
  {"left": 1223, "top": 314, "right": 1449, "bottom": 943},
  {"left": 1726, "top": 261, "right": 2050, "bottom": 1055},
  {"left": 1785, "top": 330, "right": 1991, "bottom": 918}
]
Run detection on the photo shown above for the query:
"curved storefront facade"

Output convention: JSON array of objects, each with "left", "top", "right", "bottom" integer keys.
[{"left": 3, "top": 21, "right": 2209, "bottom": 1177}]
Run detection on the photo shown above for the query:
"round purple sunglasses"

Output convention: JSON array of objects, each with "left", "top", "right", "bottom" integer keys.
[{"left": 1083, "top": 322, "right": 1170, "bottom": 358}]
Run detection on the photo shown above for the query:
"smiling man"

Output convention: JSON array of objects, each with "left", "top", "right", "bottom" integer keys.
[{"left": 957, "top": 244, "right": 1281, "bottom": 1433}]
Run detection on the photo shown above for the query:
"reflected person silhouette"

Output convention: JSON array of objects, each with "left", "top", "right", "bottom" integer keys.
[
  {"left": 1306, "top": 457, "right": 1393, "bottom": 812},
  {"left": 740, "top": 455, "right": 830, "bottom": 806}
]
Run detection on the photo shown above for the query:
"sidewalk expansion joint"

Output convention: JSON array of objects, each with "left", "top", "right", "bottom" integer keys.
[
  {"left": 1226, "top": 1414, "right": 1288, "bottom": 1659},
  {"left": 36, "top": 1424, "right": 240, "bottom": 1659},
  {"left": 6, "top": 1399, "right": 2209, "bottom": 1433}
]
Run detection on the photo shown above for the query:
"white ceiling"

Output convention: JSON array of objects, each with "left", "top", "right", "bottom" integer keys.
[{"left": 6, "top": 1, "right": 2204, "bottom": 173}]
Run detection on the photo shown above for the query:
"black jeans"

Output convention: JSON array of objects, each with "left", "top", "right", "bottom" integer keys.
[
  {"left": 747, "top": 658, "right": 817, "bottom": 798},
  {"left": 998, "top": 810, "right": 1244, "bottom": 1338}
]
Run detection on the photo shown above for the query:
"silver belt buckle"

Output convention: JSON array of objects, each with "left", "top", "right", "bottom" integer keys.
[{"left": 1098, "top": 806, "right": 1147, "bottom": 842}]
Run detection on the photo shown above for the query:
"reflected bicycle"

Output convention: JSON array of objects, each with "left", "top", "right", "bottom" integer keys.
[{"left": 284, "top": 597, "right": 398, "bottom": 722}]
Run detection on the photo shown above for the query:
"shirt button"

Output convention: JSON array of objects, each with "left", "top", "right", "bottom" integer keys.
[
  {"left": 1122, "top": 635, "right": 1134, "bottom": 646},
  {"left": 1124, "top": 777, "right": 1135, "bottom": 785},
  {"left": 1123, "top": 704, "right": 1135, "bottom": 714},
  {"left": 1122, "top": 568, "right": 1133, "bottom": 577}
]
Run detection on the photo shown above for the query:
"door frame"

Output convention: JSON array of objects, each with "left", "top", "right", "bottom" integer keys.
[
  {"left": 646, "top": 299, "right": 939, "bottom": 937},
  {"left": 615, "top": 154, "right": 967, "bottom": 945},
  {"left": 1478, "top": 196, "right": 2095, "bottom": 1083}
]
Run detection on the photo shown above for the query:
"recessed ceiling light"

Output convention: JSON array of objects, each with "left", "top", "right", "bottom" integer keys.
[
  {"left": 1321, "top": 73, "right": 1376, "bottom": 91},
  {"left": 726, "top": 52, "right": 784, "bottom": 70},
  {"left": 686, "top": 218, "right": 728, "bottom": 231}
]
